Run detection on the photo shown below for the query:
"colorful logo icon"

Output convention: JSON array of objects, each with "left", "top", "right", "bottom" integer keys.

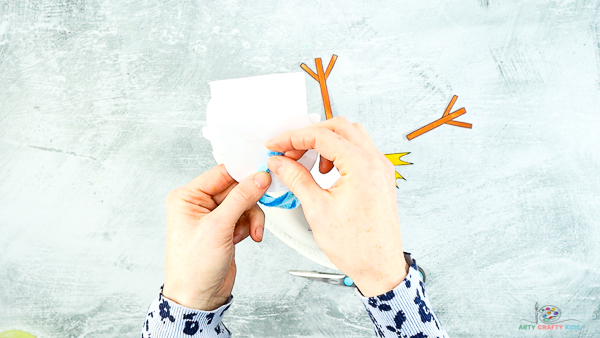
[
  {"left": 520, "top": 301, "right": 581, "bottom": 328},
  {"left": 538, "top": 305, "right": 560, "bottom": 323}
]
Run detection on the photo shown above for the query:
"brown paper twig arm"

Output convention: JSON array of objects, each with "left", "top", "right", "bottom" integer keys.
[
  {"left": 446, "top": 120, "right": 473, "bottom": 128},
  {"left": 442, "top": 95, "right": 472, "bottom": 128},
  {"left": 407, "top": 108, "right": 466, "bottom": 140},
  {"left": 324, "top": 55, "right": 338, "bottom": 79},
  {"left": 301, "top": 55, "right": 337, "bottom": 120},
  {"left": 442, "top": 95, "right": 458, "bottom": 117},
  {"left": 315, "top": 58, "right": 333, "bottom": 120},
  {"left": 300, "top": 63, "right": 319, "bottom": 81},
  {"left": 407, "top": 95, "right": 473, "bottom": 140}
]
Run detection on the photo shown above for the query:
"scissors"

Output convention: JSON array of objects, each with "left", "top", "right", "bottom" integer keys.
[
  {"left": 289, "top": 270, "right": 355, "bottom": 287},
  {"left": 289, "top": 266, "right": 426, "bottom": 287}
]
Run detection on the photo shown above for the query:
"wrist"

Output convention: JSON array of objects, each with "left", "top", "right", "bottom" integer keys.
[
  {"left": 354, "top": 259, "right": 409, "bottom": 297},
  {"left": 162, "top": 284, "right": 229, "bottom": 311}
]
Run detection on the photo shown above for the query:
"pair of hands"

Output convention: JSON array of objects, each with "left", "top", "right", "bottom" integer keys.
[{"left": 162, "top": 117, "right": 408, "bottom": 311}]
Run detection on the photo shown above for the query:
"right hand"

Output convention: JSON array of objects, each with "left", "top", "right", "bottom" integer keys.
[{"left": 265, "top": 117, "right": 408, "bottom": 297}]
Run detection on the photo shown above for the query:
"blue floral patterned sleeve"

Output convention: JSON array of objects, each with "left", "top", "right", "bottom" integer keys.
[
  {"left": 358, "top": 257, "right": 448, "bottom": 338},
  {"left": 144, "top": 257, "right": 446, "bottom": 337},
  {"left": 142, "top": 288, "right": 232, "bottom": 337}
]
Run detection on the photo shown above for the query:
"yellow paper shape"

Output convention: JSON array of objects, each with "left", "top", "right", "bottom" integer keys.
[{"left": 384, "top": 152, "right": 412, "bottom": 186}]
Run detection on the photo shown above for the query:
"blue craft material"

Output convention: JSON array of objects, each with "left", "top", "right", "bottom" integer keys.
[
  {"left": 258, "top": 151, "right": 301, "bottom": 209},
  {"left": 257, "top": 151, "right": 284, "bottom": 172},
  {"left": 260, "top": 191, "right": 300, "bottom": 209},
  {"left": 343, "top": 276, "right": 354, "bottom": 287}
]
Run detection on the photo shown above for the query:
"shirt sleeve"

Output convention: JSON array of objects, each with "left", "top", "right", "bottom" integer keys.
[
  {"left": 142, "top": 288, "right": 232, "bottom": 338},
  {"left": 357, "top": 256, "right": 448, "bottom": 338}
]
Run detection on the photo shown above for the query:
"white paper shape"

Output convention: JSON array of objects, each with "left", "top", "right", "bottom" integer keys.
[{"left": 204, "top": 72, "right": 320, "bottom": 193}]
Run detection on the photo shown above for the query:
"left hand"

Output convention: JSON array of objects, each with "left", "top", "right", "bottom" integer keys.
[{"left": 162, "top": 165, "right": 271, "bottom": 311}]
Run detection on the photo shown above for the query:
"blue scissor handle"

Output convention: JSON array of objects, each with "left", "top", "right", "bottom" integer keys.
[{"left": 342, "top": 268, "right": 424, "bottom": 288}]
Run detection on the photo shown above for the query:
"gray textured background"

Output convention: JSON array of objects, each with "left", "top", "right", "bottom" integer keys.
[{"left": 1, "top": 0, "right": 600, "bottom": 337}]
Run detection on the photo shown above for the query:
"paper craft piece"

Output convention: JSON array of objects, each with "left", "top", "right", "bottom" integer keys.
[
  {"left": 407, "top": 95, "right": 472, "bottom": 140},
  {"left": 385, "top": 152, "right": 412, "bottom": 185},
  {"left": 300, "top": 55, "right": 338, "bottom": 120},
  {"left": 204, "top": 73, "right": 338, "bottom": 270},
  {"left": 258, "top": 151, "right": 301, "bottom": 209},
  {"left": 203, "top": 72, "right": 320, "bottom": 193}
]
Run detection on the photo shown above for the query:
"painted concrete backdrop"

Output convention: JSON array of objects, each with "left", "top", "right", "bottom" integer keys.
[{"left": 1, "top": 0, "right": 599, "bottom": 337}]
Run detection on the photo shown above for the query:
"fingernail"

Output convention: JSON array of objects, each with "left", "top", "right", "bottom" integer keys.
[
  {"left": 267, "top": 157, "right": 282, "bottom": 175},
  {"left": 253, "top": 171, "right": 270, "bottom": 189},
  {"left": 255, "top": 227, "right": 263, "bottom": 241},
  {"left": 264, "top": 139, "right": 276, "bottom": 148}
]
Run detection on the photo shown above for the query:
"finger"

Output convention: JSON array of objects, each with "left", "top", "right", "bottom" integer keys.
[
  {"left": 282, "top": 149, "right": 307, "bottom": 161},
  {"left": 233, "top": 212, "right": 251, "bottom": 244},
  {"left": 166, "top": 186, "right": 217, "bottom": 213},
  {"left": 268, "top": 117, "right": 375, "bottom": 152},
  {"left": 319, "top": 155, "right": 334, "bottom": 174},
  {"left": 267, "top": 155, "right": 326, "bottom": 205},
  {"left": 168, "top": 166, "right": 238, "bottom": 213},
  {"left": 352, "top": 122, "right": 378, "bottom": 150},
  {"left": 352, "top": 122, "right": 396, "bottom": 169},
  {"left": 283, "top": 149, "right": 327, "bottom": 175},
  {"left": 210, "top": 171, "right": 271, "bottom": 227},
  {"left": 214, "top": 187, "right": 266, "bottom": 242},
  {"left": 212, "top": 181, "right": 238, "bottom": 205},
  {"left": 320, "top": 117, "right": 378, "bottom": 152},
  {"left": 247, "top": 205, "right": 265, "bottom": 242},
  {"left": 184, "top": 164, "right": 236, "bottom": 197},
  {"left": 318, "top": 116, "right": 366, "bottom": 145},
  {"left": 265, "top": 126, "right": 362, "bottom": 176}
]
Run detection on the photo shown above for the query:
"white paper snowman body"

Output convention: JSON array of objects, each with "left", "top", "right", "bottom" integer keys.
[{"left": 203, "top": 72, "right": 340, "bottom": 270}]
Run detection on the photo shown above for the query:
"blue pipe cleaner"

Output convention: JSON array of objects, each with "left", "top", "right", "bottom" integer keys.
[{"left": 258, "top": 151, "right": 301, "bottom": 209}]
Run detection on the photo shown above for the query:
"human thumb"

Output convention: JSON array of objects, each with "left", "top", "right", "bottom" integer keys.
[
  {"left": 211, "top": 171, "right": 271, "bottom": 227},
  {"left": 266, "top": 156, "right": 324, "bottom": 205}
]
